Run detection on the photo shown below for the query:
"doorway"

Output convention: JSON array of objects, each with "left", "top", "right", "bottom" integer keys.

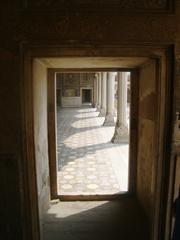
[
  {"left": 82, "top": 88, "right": 92, "bottom": 104},
  {"left": 53, "top": 70, "right": 131, "bottom": 199},
  {"left": 23, "top": 46, "right": 173, "bottom": 240}
]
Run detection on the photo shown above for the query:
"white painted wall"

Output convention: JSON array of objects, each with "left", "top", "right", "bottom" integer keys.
[
  {"left": 33, "top": 59, "right": 50, "bottom": 239},
  {"left": 62, "top": 97, "right": 81, "bottom": 107}
]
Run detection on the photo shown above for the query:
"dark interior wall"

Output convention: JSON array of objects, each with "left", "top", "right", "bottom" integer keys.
[
  {"left": 0, "top": 1, "right": 179, "bottom": 240},
  {"left": 0, "top": 53, "right": 21, "bottom": 151},
  {"left": 0, "top": 51, "right": 23, "bottom": 240},
  {"left": 137, "top": 60, "right": 157, "bottom": 224},
  {"left": 33, "top": 60, "right": 50, "bottom": 239}
]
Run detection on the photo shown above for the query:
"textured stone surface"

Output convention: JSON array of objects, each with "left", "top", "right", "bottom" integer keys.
[{"left": 57, "top": 106, "right": 129, "bottom": 195}]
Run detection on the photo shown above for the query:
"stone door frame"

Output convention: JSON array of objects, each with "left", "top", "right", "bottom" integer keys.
[
  {"left": 21, "top": 44, "right": 174, "bottom": 240},
  {"left": 47, "top": 67, "right": 138, "bottom": 201}
]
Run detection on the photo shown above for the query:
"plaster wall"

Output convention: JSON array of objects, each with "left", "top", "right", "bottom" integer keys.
[
  {"left": 137, "top": 60, "right": 157, "bottom": 224},
  {"left": 33, "top": 59, "right": 50, "bottom": 238},
  {"left": 61, "top": 96, "right": 81, "bottom": 107}
]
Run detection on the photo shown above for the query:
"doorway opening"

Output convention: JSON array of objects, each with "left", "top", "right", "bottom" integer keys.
[
  {"left": 82, "top": 89, "right": 92, "bottom": 104},
  {"left": 55, "top": 71, "right": 130, "bottom": 199},
  {"left": 24, "top": 49, "right": 173, "bottom": 240}
]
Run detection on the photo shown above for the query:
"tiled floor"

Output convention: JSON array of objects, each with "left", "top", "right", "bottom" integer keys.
[{"left": 57, "top": 106, "right": 129, "bottom": 196}]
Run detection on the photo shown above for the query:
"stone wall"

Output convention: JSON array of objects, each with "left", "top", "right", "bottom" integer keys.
[
  {"left": 56, "top": 73, "right": 94, "bottom": 106},
  {"left": 137, "top": 60, "right": 157, "bottom": 225},
  {"left": 57, "top": 73, "right": 94, "bottom": 95}
]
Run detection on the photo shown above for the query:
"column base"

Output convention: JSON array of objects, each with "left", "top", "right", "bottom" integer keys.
[
  {"left": 103, "top": 114, "right": 115, "bottom": 126},
  {"left": 96, "top": 105, "right": 101, "bottom": 112},
  {"left": 92, "top": 103, "right": 96, "bottom": 108},
  {"left": 98, "top": 108, "right": 106, "bottom": 117},
  {"left": 111, "top": 124, "right": 129, "bottom": 143}
]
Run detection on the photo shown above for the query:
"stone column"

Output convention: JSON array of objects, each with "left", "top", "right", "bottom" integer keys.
[
  {"left": 99, "top": 72, "right": 107, "bottom": 117},
  {"left": 97, "top": 73, "right": 101, "bottom": 111},
  {"left": 103, "top": 72, "right": 116, "bottom": 126},
  {"left": 93, "top": 75, "right": 97, "bottom": 108},
  {"left": 112, "top": 72, "right": 129, "bottom": 143},
  {"left": 95, "top": 74, "right": 99, "bottom": 109}
]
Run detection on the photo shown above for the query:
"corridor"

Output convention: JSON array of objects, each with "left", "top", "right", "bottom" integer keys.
[{"left": 57, "top": 106, "right": 129, "bottom": 196}]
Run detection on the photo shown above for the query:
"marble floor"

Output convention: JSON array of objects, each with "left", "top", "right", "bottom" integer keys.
[{"left": 57, "top": 106, "right": 129, "bottom": 196}]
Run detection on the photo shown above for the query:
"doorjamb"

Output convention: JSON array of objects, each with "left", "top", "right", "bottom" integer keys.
[
  {"left": 47, "top": 67, "right": 138, "bottom": 200},
  {"left": 21, "top": 44, "right": 173, "bottom": 240}
]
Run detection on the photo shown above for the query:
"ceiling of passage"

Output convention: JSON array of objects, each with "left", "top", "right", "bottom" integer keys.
[{"left": 39, "top": 57, "right": 148, "bottom": 69}]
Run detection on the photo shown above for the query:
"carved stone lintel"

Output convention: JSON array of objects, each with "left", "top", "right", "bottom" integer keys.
[
  {"left": 99, "top": 108, "right": 106, "bottom": 117},
  {"left": 103, "top": 114, "right": 115, "bottom": 126},
  {"left": 111, "top": 124, "right": 129, "bottom": 143}
]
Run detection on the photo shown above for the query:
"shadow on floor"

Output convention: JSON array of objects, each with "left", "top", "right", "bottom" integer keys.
[
  {"left": 56, "top": 107, "right": 106, "bottom": 142},
  {"left": 57, "top": 106, "right": 127, "bottom": 172},
  {"left": 57, "top": 141, "right": 126, "bottom": 171},
  {"left": 43, "top": 198, "right": 150, "bottom": 240}
]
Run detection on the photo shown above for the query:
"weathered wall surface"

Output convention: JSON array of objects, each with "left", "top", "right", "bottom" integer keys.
[
  {"left": 0, "top": 0, "right": 179, "bottom": 239},
  {"left": 33, "top": 59, "right": 50, "bottom": 238},
  {"left": 137, "top": 60, "right": 157, "bottom": 223}
]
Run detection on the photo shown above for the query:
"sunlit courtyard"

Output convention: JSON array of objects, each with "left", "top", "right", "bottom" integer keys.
[{"left": 57, "top": 106, "right": 129, "bottom": 196}]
